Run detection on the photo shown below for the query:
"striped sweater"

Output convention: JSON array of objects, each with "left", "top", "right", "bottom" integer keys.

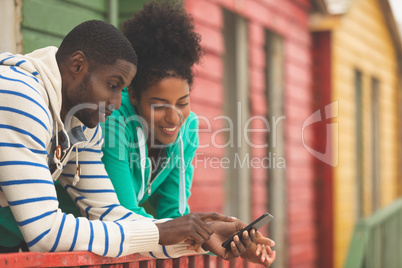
[{"left": 0, "top": 47, "right": 199, "bottom": 258}]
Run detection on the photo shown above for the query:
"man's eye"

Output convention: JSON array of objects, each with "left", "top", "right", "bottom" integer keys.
[{"left": 108, "top": 83, "right": 117, "bottom": 90}]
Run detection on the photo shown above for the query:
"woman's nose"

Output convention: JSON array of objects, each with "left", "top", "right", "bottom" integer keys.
[{"left": 165, "top": 106, "right": 181, "bottom": 125}]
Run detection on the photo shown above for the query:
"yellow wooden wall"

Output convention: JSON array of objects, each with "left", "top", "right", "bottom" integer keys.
[{"left": 331, "top": 0, "right": 400, "bottom": 267}]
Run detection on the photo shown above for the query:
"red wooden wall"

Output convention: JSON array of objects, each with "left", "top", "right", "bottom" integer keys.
[
  {"left": 184, "top": 0, "right": 317, "bottom": 267},
  {"left": 311, "top": 31, "right": 333, "bottom": 268},
  {"left": 184, "top": 0, "right": 226, "bottom": 214}
]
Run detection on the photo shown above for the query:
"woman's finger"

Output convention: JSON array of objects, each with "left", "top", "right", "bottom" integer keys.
[
  {"left": 249, "top": 228, "right": 257, "bottom": 242},
  {"left": 229, "top": 239, "right": 241, "bottom": 258},
  {"left": 260, "top": 244, "right": 268, "bottom": 262},
  {"left": 256, "top": 243, "right": 263, "bottom": 256},
  {"left": 233, "top": 235, "right": 247, "bottom": 255},
  {"left": 255, "top": 236, "right": 275, "bottom": 247},
  {"left": 241, "top": 231, "right": 252, "bottom": 249}
]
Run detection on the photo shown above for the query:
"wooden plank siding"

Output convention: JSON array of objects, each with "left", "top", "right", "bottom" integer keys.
[
  {"left": 311, "top": 31, "right": 333, "bottom": 268},
  {"left": 19, "top": 0, "right": 318, "bottom": 267},
  {"left": 312, "top": 0, "right": 401, "bottom": 267},
  {"left": 333, "top": 0, "right": 399, "bottom": 265},
  {"left": 21, "top": 0, "right": 109, "bottom": 53},
  {"left": 183, "top": 0, "right": 227, "bottom": 215},
  {"left": 184, "top": 0, "right": 316, "bottom": 267},
  {"left": 21, "top": 0, "right": 147, "bottom": 53}
]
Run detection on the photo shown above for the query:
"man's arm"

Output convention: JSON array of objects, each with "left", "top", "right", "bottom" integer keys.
[
  {"left": 56, "top": 125, "right": 234, "bottom": 258},
  {"left": 0, "top": 72, "right": 212, "bottom": 258}
]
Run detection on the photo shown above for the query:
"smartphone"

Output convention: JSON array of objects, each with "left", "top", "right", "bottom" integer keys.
[{"left": 221, "top": 213, "right": 274, "bottom": 249}]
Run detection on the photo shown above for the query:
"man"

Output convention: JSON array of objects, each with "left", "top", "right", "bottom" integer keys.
[{"left": 0, "top": 20, "right": 273, "bottom": 264}]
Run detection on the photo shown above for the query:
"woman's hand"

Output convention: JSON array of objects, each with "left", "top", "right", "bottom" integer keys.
[
  {"left": 199, "top": 220, "right": 254, "bottom": 259},
  {"left": 191, "top": 219, "right": 276, "bottom": 266},
  {"left": 240, "top": 229, "right": 276, "bottom": 267}
]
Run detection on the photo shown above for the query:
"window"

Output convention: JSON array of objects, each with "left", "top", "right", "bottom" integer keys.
[
  {"left": 222, "top": 10, "right": 250, "bottom": 222},
  {"left": 371, "top": 77, "right": 380, "bottom": 211},
  {"left": 355, "top": 70, "right": 363, "bottom": 217},
  {"left": 266, "top": 30, "right": 286, "bottom": 268}
]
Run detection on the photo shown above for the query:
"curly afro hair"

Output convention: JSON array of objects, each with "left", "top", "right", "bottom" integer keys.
[{"left": 122, "top": 0, "right": 203, "bottom": 100}]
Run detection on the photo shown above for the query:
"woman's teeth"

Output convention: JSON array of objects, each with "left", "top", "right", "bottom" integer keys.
[{"left": 163, "top": 126, "right": 177, "bottom": 132}]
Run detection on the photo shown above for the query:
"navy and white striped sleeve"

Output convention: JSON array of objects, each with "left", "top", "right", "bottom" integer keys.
[
  {"left": 0, "top": 68, "right": 158, "bottom": 257},
  {"left": 0, "top": 68, "right": 66, "bottom": 252}
]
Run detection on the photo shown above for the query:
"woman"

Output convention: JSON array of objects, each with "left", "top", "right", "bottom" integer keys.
[
  {"left": 103, "top": 1, "right": 275, "bottom": 265},
  {"left": 101, "top": 0, "right": 200, "bottom": 219},
  {"left": 54, "top": 1, "right": 275, "bottom": 264}
]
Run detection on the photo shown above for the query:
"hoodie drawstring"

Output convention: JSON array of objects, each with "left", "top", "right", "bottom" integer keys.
[
  {"left": 53, "top": 123, "right": 80, "bottom": 185},
  {"left": 137, "top": 127, "right": 146, "bottom": 201},
  {"left": 178, "top": 135, "right": 186, "bottom": 216},
  {"left": 73, "top": 146, "right": 81, "bottom": 186},
  {"left": 136, "top": 127, "right": 186, "bottom": 216},
  {"left": 53, "top": 123, "right": 63, "bottom": 170}
]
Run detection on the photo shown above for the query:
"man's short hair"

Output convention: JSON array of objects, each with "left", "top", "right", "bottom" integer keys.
[{"left": 56, "top": 20, "right": 137, "bottom": 69}]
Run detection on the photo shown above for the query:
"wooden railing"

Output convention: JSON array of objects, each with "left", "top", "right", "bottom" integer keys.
[
  {"left": 344, "top": 198, "right": 402, "bottom": 268},
  {"left": 0, "top": 251, "right": 258, "bottom": 267}
]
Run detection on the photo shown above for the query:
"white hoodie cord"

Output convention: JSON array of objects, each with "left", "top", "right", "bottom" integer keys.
[
  {"left": 178, "top": 136, "right": 186, "bottom": 216},
  {"left": 72, "top": 146, "right": 81, "bottom": 186},
  {"left": 53, "top": 123, "right": 63, "bottom": 170},
  {"left": 136, "top": 127, "right": 186, "bottom": 215},
  {"left": 137, "top": 127, "right": 146, "bottom": 201}
]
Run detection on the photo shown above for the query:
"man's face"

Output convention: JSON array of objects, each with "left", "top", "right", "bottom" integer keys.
[{"left": 64, "top": 59, "right": 137, "bottom": 128}]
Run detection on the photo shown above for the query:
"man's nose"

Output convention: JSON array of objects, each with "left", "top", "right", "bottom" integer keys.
[{"left": 109, "top": 92, "right": 121, "bottom": 111}]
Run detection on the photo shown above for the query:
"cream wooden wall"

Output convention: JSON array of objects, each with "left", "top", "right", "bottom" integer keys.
[{"left": 331, "top": 0, "right": 400, "bottom": 267}]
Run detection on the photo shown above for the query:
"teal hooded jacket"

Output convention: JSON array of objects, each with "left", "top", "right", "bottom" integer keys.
[
  {"left": 100, "top": 89, "right": 199, "bottom": 219},
  {"left": 55, "top": 89, "right": 199, "bottom": 219}
]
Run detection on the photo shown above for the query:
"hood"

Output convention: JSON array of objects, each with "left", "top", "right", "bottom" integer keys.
[{"left": 0, "top": 46, "right": 63, "bottom": 131}]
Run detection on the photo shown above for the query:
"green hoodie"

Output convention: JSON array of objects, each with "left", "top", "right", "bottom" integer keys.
[
  {"left": 100, "top": 89, "right": 199, "bottom": 219},
  {"left": 55, "top": 89, "right": 198, "bottom": 219}
]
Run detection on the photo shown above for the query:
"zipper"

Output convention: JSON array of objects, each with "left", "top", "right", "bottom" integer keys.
[{"left": 144, "top": 157, "right": 171, "bottom": 196}]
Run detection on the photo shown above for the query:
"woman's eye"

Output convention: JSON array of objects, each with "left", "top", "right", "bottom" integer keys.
[
  {"left": 178, "top": 103, "right": 188, "bottom": 108},
  {"left": 152, "top": 104, "right": 166, "bottom": 109}
]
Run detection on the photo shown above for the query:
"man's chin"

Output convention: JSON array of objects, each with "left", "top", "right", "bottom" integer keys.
[
  {"left": 85, "top": 122, "right": 99, "bottom": 129},
  {"left": 80, "top": 117, "right": 99, "bottom": 129}
]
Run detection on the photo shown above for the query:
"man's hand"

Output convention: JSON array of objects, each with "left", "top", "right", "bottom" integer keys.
[{"left": 155, "top": 212, "right": 236, "bottom": 252}]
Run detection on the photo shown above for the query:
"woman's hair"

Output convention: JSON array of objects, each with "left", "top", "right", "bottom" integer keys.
[{"left": 122, "top": 0, "right": 202, "bottom": 100}]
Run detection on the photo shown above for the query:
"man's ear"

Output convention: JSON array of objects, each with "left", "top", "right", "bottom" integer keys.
[{"left": 69, "top": 51, "right": 88, "bottom": 77}]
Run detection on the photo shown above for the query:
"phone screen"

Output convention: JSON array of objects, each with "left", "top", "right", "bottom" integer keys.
[{"left": 221, "top": 213, "right": 274, "bottom": 249}]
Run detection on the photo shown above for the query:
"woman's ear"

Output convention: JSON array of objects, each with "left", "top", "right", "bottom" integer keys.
[{"left": 128, "top": 86, "right": 138, "bottom": 106}]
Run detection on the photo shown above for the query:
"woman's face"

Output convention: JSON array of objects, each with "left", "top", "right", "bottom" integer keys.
[{"left": 131, "top": 77, "right": 191, "bottom": 146}]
